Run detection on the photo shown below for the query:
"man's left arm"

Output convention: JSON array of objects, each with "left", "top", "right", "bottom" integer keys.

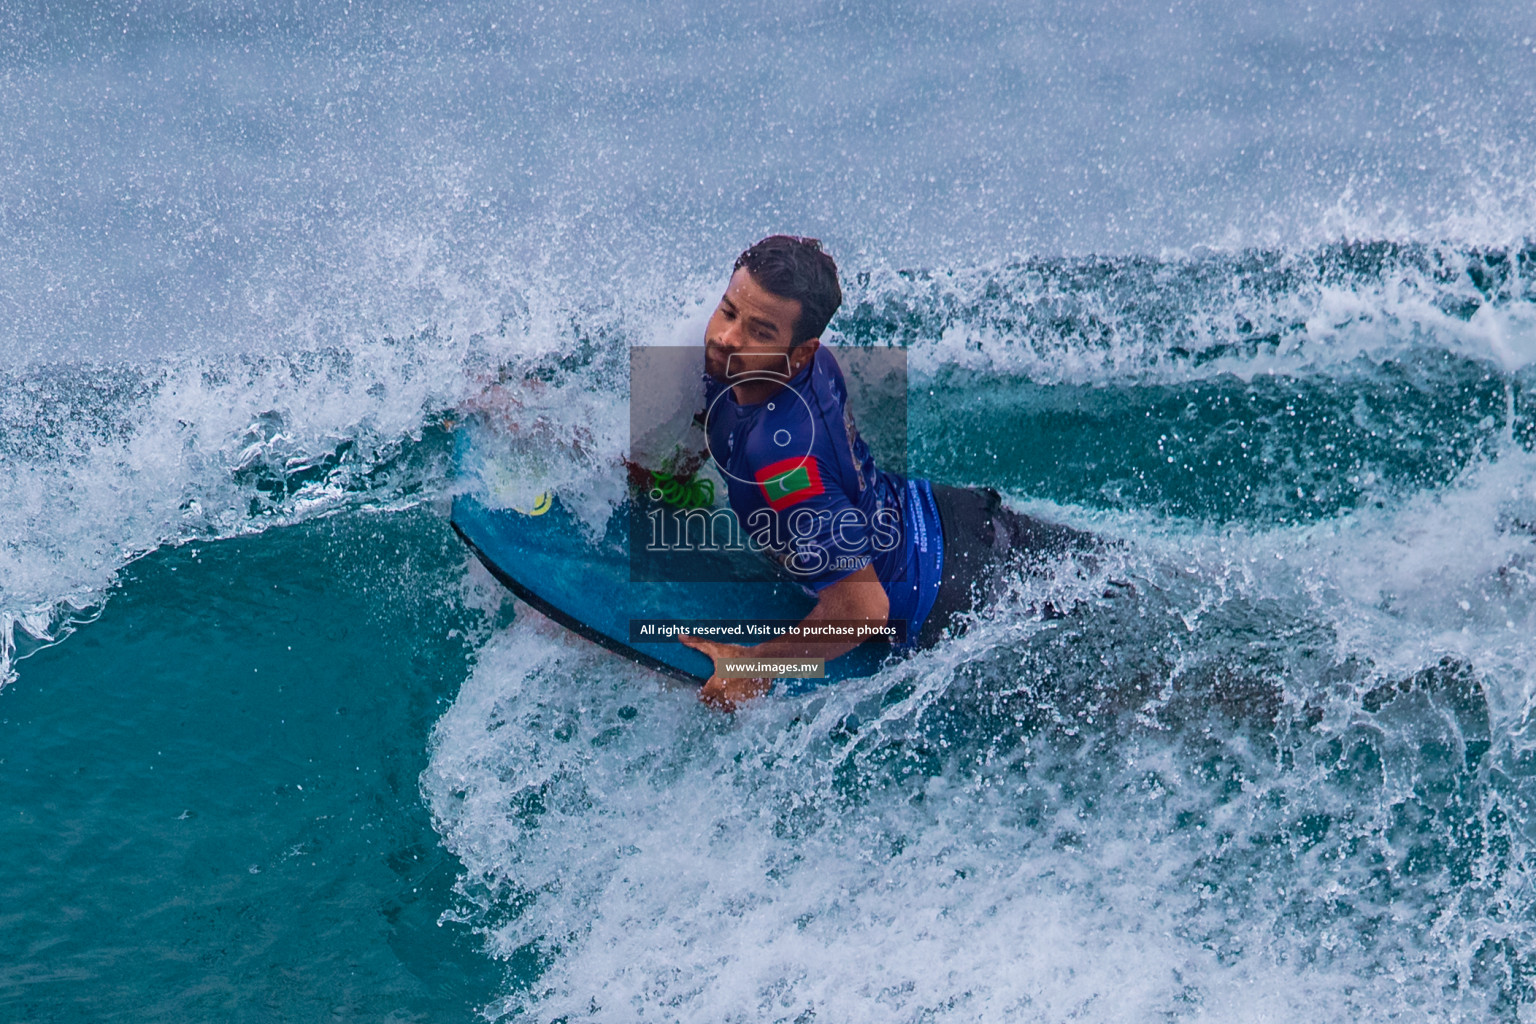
[{"left": 680, "top": 563, "right": 889, "bottom": 711}]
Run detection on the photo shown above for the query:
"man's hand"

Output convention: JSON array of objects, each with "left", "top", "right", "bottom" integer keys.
[
  {"left": 678, "top": 566, "right": 890, "bottom": 712},
  {"left": 678, "top": 635, "right": 772, "bottom": 711}
]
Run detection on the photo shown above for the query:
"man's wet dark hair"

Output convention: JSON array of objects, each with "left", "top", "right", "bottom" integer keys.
[{"left": 733, "top": 235, "right": 842, "bottom": 347}]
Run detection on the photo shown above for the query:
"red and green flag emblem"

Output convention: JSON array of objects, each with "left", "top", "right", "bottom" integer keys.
[{"left": 755, "top": 456, "right": 826, "bottom": 511}]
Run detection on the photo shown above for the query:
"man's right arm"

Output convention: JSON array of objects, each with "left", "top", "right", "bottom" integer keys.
[{"left": 682, "top": 563, "right": 891, "bottom": 711}]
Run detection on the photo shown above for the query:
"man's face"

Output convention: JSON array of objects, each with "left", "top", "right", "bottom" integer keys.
[{"left": 704, "top": 268, "right": 803, "bottom": 383}]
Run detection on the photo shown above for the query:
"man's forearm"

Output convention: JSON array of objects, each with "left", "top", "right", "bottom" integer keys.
[{"left": 748, "top": 570, "right": 890, "bottom": 663}]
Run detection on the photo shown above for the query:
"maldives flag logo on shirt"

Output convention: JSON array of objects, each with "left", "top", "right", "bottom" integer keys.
[{"left": 755, "top": 456, "right": 826, "bottom": 511}]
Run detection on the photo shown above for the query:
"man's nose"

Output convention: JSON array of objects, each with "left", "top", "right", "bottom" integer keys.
[{"left": 714, "top": 321, "right": 745, "bottom": 350}]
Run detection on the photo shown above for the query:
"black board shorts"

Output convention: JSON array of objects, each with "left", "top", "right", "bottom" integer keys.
[{"left": 917, "top": 484, "right": 1098, "bottom": 647}]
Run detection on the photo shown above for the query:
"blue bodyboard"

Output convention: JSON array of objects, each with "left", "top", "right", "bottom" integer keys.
[{"left": 450, "top": 490, "right": 895, "bottom": 689}]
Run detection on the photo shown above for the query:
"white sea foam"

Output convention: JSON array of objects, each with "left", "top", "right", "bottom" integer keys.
[
  {"left": 863, "top": 245, "right": 1536, "bottom": 387},
  {"left": 426, "top": 446, "right": 1536, "bottom": 1022},
  {"left": 426, "top": 513, "right": 1532, "bottom": 1022},
  {"left": 0, "top": 303, "right": 636, "bottom": 685}
]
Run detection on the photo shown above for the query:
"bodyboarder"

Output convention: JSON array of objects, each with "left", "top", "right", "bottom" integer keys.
[{"left": 672, "top": 235, "right": 1093, "bottom": 709}]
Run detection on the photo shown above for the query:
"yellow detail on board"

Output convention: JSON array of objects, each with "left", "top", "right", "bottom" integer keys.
[{"left": 528, "top": 492, "right": 553, "bottom": 516}]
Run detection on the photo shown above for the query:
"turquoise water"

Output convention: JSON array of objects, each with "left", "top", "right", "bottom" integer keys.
[
  {"left": 6, "top": 244, "right": 1536, "bottom": 1021},
  {"left": 1, "top": 510, "right": 503, "bottom": 1021},
  {"left": 8, "top": 1, "right": 1536, "bottom": 1020}
]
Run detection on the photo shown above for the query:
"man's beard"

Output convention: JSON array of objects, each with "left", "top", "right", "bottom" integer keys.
[
  {"left": 705, "top": 346, "right": 792, "bottom": 383},
  {"left": 704, "top": 343, "right": 732, "bottom": 382}
]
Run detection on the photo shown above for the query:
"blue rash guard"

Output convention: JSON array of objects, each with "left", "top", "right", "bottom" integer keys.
[{"left": 702, "top": 346, "right": 945, "bottom": 645}]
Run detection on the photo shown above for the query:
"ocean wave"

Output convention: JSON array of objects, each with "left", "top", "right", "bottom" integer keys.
[
  {"left": 421, "top": 429, "right": 1536, "bottom": 1021},
  {"left": 424, "top": 503, "right": 1533, "bottom": 1020},
  {"left": 844, "top": 240, "right": 1536, "bottom": 381},
  {"left": 6, "top": 240, "right": 1535, "bottom": 684},
  {"left": 0, "top": 341, "right": 466, "bottom": 685}
]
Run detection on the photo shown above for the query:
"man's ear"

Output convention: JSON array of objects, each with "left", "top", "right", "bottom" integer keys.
[{"left": 792, "top": 337, "right": 820, "bottom": 372}]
